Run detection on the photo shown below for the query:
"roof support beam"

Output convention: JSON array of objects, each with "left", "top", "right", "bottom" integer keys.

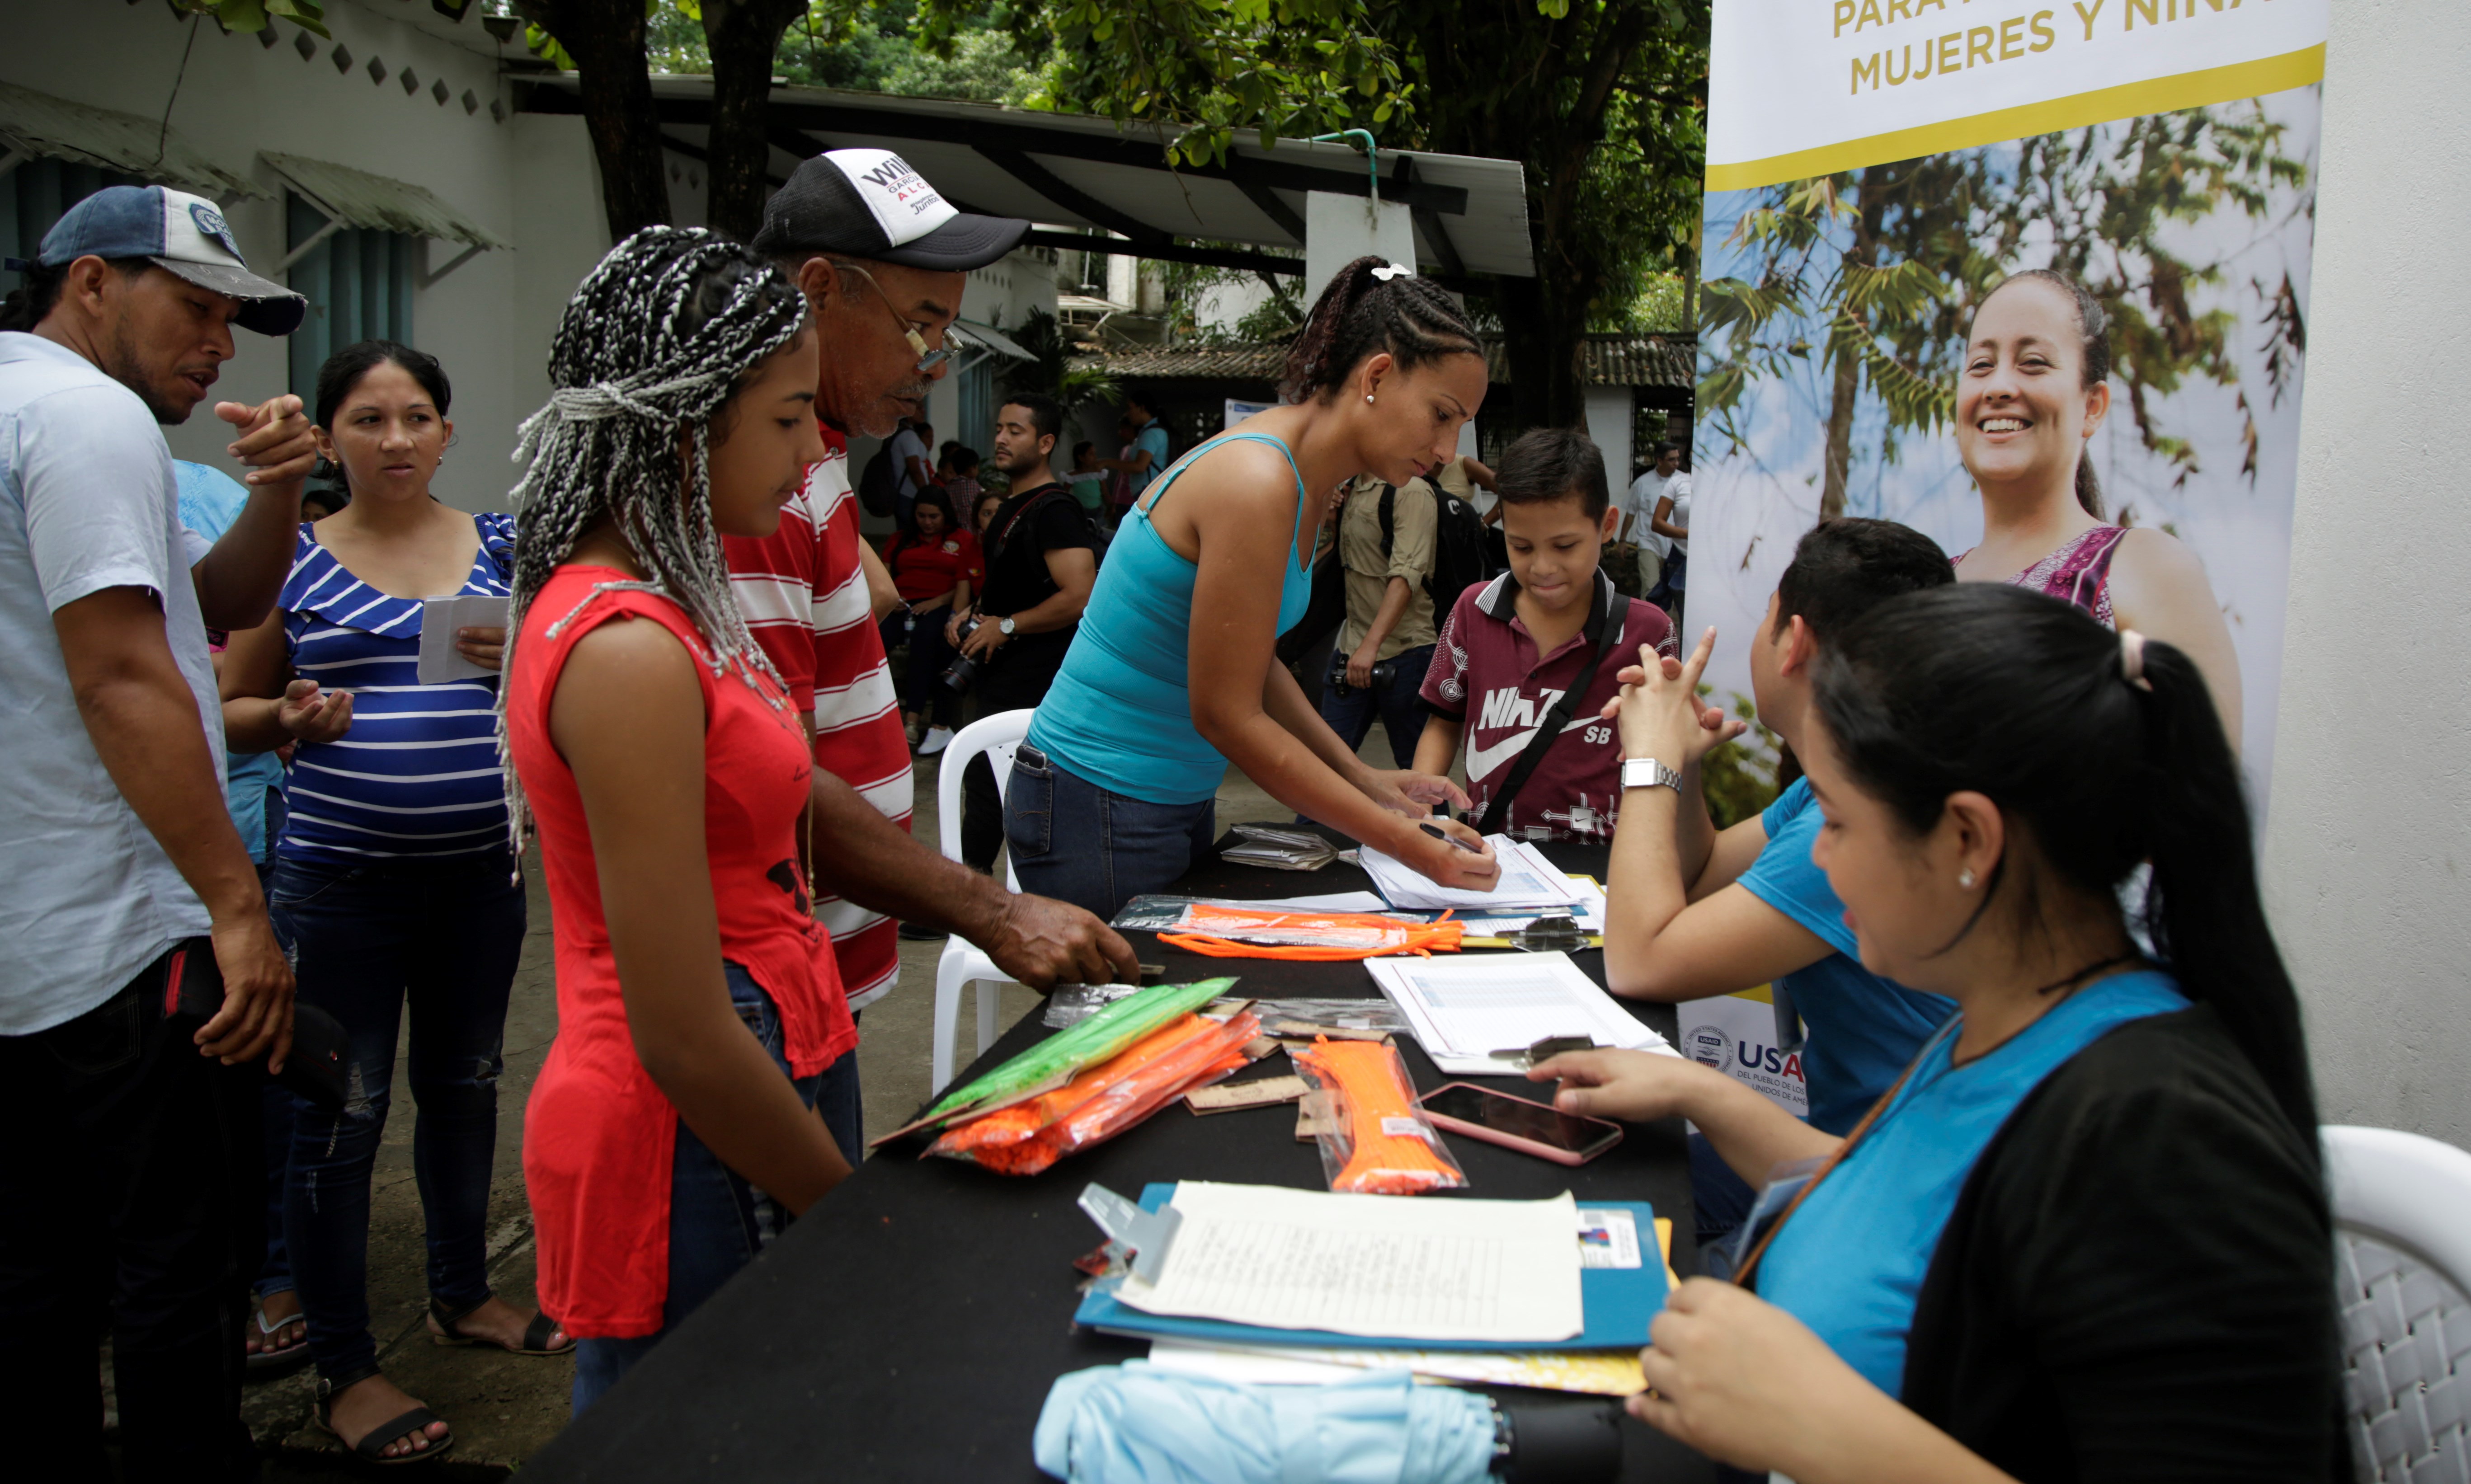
[
  {"left": 977, "top": 147, "right": 1169, "bottom": 247},
  {"left": 659, "top": 130, "right": 790, "bottom": 188},
  {"left": 1021, "top": 230, "right": 1301, "bottom": 277},
  {"left": 1400, "top": 156, "right": 1465, "bottom": 279},
  {"left": 517, "top": 85, "right": 1469, "bottom": 215},
  {"left": 1236, "top": 178, "right": 1305, "bottom": 243}
]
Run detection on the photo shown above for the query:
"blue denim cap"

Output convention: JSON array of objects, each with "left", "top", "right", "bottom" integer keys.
[{"left": 38, "top": 185, "right": 306, "bottom": 336}]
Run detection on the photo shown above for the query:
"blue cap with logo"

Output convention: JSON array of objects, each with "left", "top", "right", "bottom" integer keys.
[{"left": 36, "top": 185, "right": 306, "bottom": 336}]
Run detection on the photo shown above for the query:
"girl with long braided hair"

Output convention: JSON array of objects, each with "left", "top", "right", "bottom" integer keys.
[
  {"left": 1015, "top": 257, "right": 1499, "bottom": 917},
  {"left": 495, "top": 228, "right": 854, "bottom": 1414}
]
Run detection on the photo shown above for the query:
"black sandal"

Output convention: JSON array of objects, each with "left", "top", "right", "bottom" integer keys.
[
  {"left": 426, "top": 1293, "right": 574, "bottom": 1356},
  {"left": 313, "top": 1372, "right": 455, "bottom": 1467}
]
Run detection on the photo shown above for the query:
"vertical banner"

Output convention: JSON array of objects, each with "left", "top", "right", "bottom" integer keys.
[{"left": 1692, "top": 0, "right": 2327, "bottom": 811}]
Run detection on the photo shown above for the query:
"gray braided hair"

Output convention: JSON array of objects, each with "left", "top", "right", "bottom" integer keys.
[{"left": 496, "top": 226, "right": 810, "bottom": 862}]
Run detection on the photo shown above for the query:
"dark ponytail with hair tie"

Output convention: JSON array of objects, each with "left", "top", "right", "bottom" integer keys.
[
  {"left": 1280, "top": 256, "right": 1480, "bottom": 404},
  {"left": 1811, "top": 583, "right": 2319, "bottom": 1149}
]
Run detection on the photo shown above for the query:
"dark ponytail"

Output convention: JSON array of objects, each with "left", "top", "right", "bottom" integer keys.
[
  {"left": 1811, "top": 584, "right": 2318, "bottom": 1146},
  {"left": 1978, "top": 268, "right": 2111, "bottom": 520},
  {"left": 1280, "top": 255, "right": 1480, "bottom": 404}
]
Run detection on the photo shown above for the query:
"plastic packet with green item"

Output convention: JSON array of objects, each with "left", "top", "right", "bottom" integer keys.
[{"left": 870, "top": 978, "right": 1240, "bottom": 1146}]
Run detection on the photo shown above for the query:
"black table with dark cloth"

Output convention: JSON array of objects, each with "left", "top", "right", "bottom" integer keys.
[{"left": 525, "top": 832, "right": 1713, "bottom": 1483}]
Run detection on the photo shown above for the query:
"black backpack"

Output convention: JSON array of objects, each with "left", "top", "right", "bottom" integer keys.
[
  {"left": 1379, "top": 482, "right": 1498, "bottom": 615},
  {"left": 855, "top": 444, "right": 898, "bottom": 517}
]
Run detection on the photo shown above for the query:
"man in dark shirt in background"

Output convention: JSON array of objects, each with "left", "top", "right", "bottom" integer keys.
[{"left": 945, "top": 393, "right": 1097, "bottom": 878}]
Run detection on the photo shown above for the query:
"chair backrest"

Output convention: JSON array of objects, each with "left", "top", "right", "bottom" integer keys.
[
  {"left": 934, "top": 708, "right": 1035, "bottom": 891},
  {"left": 2326, "top": 1125, "right": 2471, "bottom": 1483}
]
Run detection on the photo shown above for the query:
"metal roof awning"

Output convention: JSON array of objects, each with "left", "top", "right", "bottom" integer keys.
[
  {"left": 261, "top": 153, "right": 509, "bottom": 252},
  {"left": 952, "top": 317, "right": 1035, "bottom": 363},
  {"left": 1078, "top": 333, "right": 1699, "bottom": 390},
  {"left": 521, "top": 76, "right": 1534, "bottom": 282},
  {"left": 0, "top": 80, "right": 260, "bottom": 201}
]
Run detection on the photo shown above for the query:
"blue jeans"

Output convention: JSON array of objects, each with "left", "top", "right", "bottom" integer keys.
[
  {"left": 1006, "top": 743, "right": 1217, "bottom": 921},
  {"left": 1316, "top": 642, "right": 1436, "bottom": 770},
  {"left": 571, "top": 964, "right": 861, "bottom": 1414},
  {"left": 269, "top": 849, "right": 527, "bottom": 1384}
]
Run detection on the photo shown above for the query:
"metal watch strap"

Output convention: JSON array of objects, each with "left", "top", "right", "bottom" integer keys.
[{"left": 1621, "top": 756, "right": 1682, "bottom": 794}]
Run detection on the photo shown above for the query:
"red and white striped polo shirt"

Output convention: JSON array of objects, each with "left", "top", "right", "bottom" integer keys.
[{"left": 724, "top": 429, "right": 912, "bottom": 1010}]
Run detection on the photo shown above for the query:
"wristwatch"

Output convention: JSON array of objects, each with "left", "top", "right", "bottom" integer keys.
[
  {"left": 997, "top": 616, "right": 1017, "bottom": 636},
  {"left": 1621, "top": 756, "right": 1682, "bottom": 794}
]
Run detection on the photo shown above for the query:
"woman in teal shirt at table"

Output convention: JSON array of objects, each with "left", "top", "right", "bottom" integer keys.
[
  {"left": 1012, "top": 258, "right": 1501, "bottom": 918},
  {"left": 1534, "top": 585, "right": 2340, "bottom": 1483}
]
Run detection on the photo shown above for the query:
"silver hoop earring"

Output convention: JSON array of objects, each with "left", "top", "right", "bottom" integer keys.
[{"left": 1958, "top": 868, "right": 1977, "bottom": 889}]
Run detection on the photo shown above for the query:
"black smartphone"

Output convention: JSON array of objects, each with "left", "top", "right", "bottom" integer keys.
[{"left": 1416, "top": 1082, "right": 1624, "bottom": 1165}]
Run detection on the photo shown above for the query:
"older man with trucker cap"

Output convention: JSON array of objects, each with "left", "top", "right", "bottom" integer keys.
[
  {"left": 0, "top": 183, "right": 320, "bottom": 1481},
  {"left": 722, "top": 149, "right": 1138, "bottom": 1114}
]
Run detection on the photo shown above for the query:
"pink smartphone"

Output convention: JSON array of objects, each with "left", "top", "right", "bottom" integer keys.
[{"left": 1416, "top": 1082, "right": 1624, "bottom": 1166}]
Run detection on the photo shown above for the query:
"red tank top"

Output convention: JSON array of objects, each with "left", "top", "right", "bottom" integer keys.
[{"left": 507, "top": 564, "right": 854, "bottom": 1338}]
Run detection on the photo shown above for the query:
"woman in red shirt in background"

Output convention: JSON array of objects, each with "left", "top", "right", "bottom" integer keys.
[
  {"left": 880, "top": 484, "right": 983, "bottom": 751},
  {"left": 496, "top": 228, "right": 852, "bottom": 1414}
]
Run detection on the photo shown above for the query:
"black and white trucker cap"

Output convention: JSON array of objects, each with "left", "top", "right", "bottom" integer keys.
[{"left": 751, "top": 148, "right": 1028, "bottom": 272}]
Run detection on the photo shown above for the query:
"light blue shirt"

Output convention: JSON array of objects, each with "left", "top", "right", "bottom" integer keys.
[
  {"left": 1756, "top": 969, "right": 2191, "bottom": 1396},
  {"left": 176, "top": 460, "right": 285, "bottom": 864},
  {"left": 0, "top": 332, "right": 221, "bottom": 1033},
  {"left": 1739, "top": 778, "right": 1957, "bottom": 1133},
  {"left": 1125, "top": 419, "right": 1171, "bottom": 502}
]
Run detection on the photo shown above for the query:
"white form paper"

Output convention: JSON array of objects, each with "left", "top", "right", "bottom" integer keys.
[
  {"left": 1365, "top": 952, "right": 1677, "bottom": 1075},
  {"left": 1359, "top": 836, "right": 1583, "bottom": 912},
  {"left": 1113, "top": 1182, "right": 1584, "bottom": 1343},
  {"left": 415, "top": 595, "right": 511, "bottom": 685}
]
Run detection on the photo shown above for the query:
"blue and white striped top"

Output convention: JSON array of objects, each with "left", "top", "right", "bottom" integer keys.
[{"left": 278, "top": 512, "right": 515, "bottom": 861}]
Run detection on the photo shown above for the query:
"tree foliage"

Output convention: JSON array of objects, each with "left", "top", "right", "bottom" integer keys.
[
  {"left": 1698, "top": 103, "right": 2312, "bottom": 521},
  {"left": 999, "top": 308, "right": 1121, "bottom": 412}
]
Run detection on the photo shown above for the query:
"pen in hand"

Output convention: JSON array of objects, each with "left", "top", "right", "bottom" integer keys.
[{"left": 1419, "top": 821, "right": 1483, "bottom": 854}]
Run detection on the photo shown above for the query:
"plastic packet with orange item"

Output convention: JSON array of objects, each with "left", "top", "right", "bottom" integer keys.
[
  {"left": 1158, "top": 903, "right": 1464, "bottom": 962},
  {"left": 1289, "top": 1037, "right": 1468, "bottom": 1195},
  {"left": 926, "top": 1008, "right": 1262, "bottom": 1176}
]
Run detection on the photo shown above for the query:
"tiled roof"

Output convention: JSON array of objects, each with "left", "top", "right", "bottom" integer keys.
[{"left": 1076, "top": 333, "right": 1698, "bottom": 389}]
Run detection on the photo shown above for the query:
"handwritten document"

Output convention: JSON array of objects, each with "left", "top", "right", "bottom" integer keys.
[{"left": 1114, "top": 1182, "right": 1583, "bottom": 1342}]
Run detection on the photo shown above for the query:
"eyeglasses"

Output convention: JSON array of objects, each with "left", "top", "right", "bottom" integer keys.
[{"left": 833, "top": 259, "right": 951, "bottom": 374}]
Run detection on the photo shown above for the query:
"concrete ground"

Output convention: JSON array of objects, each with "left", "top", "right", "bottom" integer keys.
[{"left": 241, "top": 721, "right": 1410, "bottom": 1477}]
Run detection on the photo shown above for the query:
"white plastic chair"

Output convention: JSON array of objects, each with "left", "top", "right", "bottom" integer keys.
[
  {"left": 2326, "top": 1125, "right": 2471, "bottom": 1482},
  {"left": 928, "top": 708, "right": 1035, "bottom": 1095}
]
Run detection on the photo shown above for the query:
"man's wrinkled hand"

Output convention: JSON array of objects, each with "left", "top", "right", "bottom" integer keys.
[
  {"left": 980, "top": 893, "right": 1141, "bottom": 989},
  {"left": 217, "top": 394, "right": 318, "bottom": 488},
  {"left": 199, "top": 913, "right": 295, "bottom": 1072}
]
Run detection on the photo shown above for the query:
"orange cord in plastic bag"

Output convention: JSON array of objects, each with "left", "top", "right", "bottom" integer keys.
[
  {"left": 928, "top": 1010, "right": 1261, "bottom": 1175},
  {"left": 1290, "top": 1037, "right": 1467, "bottom": 1195},
  {"left": 1158, "top": 904, "right": 1463, "bottom": 961}
]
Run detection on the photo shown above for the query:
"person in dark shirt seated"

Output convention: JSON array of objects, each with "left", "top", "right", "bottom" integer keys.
[{"left": 1539, "top": 583, "right": 2341, "bottom": 1484}]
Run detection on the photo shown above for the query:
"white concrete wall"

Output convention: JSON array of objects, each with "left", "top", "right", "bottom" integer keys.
[
  {"left": 0, "top": 0, "right": 603, "bottom": 513},
  {"left": 2264, "top": 1, "right": 2471, "bottom": 1143},
  {"left": 1582, "top": 387, "right": 1633, "bottom": 498}
]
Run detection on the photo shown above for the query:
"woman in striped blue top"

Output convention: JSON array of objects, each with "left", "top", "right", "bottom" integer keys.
[{"left": 222, "top": 342, "right": 563, "bottom": 1465}]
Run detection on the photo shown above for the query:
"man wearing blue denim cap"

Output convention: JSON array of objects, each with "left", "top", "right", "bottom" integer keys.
[{"left": 0, "top": 183, "right": 321, "bottom": 1481}]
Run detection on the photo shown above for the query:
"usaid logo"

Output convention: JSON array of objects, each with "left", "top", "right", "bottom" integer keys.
[
  {"left": 1682, "top": 1024, "right": 1728, "bottom": 1069},
  {"left": 187, "top": 202, "right": 240, "bottom": 259}
]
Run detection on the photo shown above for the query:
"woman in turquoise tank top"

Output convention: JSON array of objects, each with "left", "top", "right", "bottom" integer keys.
[{"left": 1015, "top": 258, "right": 1505, "bottom": 917}]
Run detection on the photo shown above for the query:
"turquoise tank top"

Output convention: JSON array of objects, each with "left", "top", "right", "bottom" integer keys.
[{"left": 1026, "top": 432, "right": 1317, "bottom": 805}]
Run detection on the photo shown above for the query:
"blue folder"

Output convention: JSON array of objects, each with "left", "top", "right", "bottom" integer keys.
[{"left": 1070, "top": 1183, "right": 1666, "bottom": 1352}]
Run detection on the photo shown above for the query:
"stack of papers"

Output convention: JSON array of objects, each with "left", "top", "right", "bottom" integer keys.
[
  {"left": 1110, "top": 1182, "right": 1585, "bottom": 1343},
  {"left": 1365, "top": 952, "right": 1677, "bottom": 1075},
  {"left": 1358, "top": 836, "right": 1581, "bottom": 912}
]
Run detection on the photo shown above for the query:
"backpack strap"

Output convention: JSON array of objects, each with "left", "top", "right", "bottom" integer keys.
[{"left": 1475, "top": 576, "right": 1617, "bottom": 836}]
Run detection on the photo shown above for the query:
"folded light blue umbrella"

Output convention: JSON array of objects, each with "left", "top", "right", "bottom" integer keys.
[{"left": 1035, "top": 1362, "right": 1497, "bottom": 1484}]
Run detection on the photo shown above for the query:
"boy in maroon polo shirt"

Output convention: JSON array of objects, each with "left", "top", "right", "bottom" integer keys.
[{"left": 1416, "top": 429, "right": 1678, "bottom": 841}]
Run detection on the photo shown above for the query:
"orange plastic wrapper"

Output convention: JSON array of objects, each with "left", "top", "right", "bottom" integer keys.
[
  {"left": 1290, "top": 1037, "right": 1468, "bottom": 1195},
  {"left": 1157, "top": 903, "right": 1464, "bottom": 961},
  {"left": 927, "top": 1009, "right": 1262, "bottom": 1175}
]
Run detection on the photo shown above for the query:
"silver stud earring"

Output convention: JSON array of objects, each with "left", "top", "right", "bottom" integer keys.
[
  {"left": 1365, "top": 394, "right": 1375, "bottom": 404},
  {"left": 1958, "top": 868, "right": 1977, "bottom": 889}
]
